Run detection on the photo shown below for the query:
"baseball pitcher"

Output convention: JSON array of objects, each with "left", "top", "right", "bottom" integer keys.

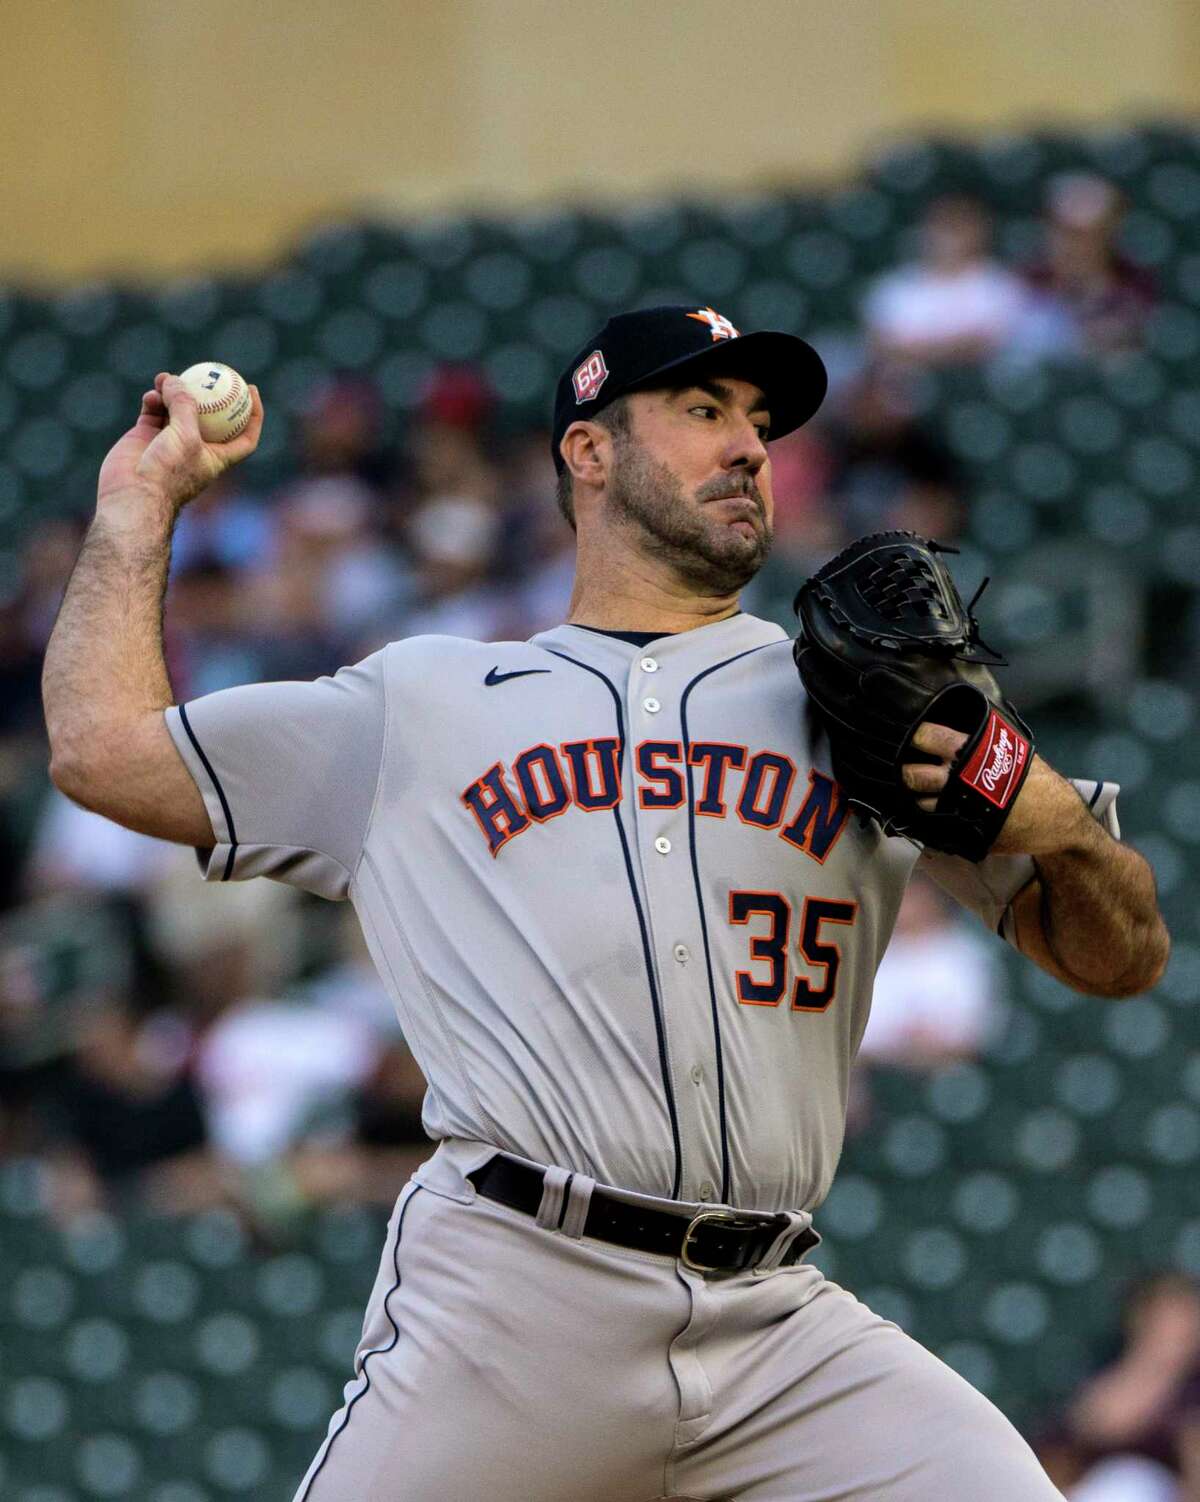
[{"left": 43, "top": 305, "right": 1168, "bottom": 1501}]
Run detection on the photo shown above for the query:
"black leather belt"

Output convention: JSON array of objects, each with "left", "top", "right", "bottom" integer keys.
[{"left": 467, "top": 1155, "right": 819, "bottom": 1276}]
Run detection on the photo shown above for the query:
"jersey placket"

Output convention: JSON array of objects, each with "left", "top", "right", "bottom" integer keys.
[{"left": 624, "top": 650, "right": 726, "bottom": 1206}]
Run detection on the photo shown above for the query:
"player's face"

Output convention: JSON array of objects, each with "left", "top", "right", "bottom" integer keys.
[{"left": 606, "top": 377, "right": 774, "bottom": 594}]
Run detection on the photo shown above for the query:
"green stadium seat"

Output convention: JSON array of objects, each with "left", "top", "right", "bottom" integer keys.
[
  {"left": 258, "top": 265, "right": 327, "bottom": 326},
  {"left": 50, "top": 282, "right": 122, "bottom": 338},
  {"left": 295, "top": 222, "right": 368, "bottom": 278},
  {"left": 483, "top": 342, "right": 553, "bottom": 406},
  {"left": 614, "top": 200, "right": 687, "bottom": 258},
  {"left": 1118, "top": 209, "right": 1177, "bottom": 269},
  {"left": 936, "top": 1339, "right": 998, "bottom": 1395},
  {"left": 316, "top": 1306, "right": 367, "bottom": 1372},
  {"left": 900, "top": 1226, "right": 968, "bottom": 1291},
  {"left": 1034, "top": 1221, "right": 1103, "bottom": 1286},
  {"left": 981, "top": 1280, "right": 1051, "bottom": 1345},
  {"left": 10, "top": 1263, "right": 78, "bottom": 1330},
  {"left": 4, "top": 1375, "right": 72, "bottom": 1444},
  {"left": 153, "top": 277, "right": 226, "bottom": 333},
  {"left": 63, "top": 1316, "right": 132, "bottom": 1384},
  {"left": 1086, "top": 1164, "right": 1154, "bottom": 1230},
  {"left": 818, "top": 1173, "right": 884, "bottom": 1241},
  {"left": 265, "top": 1365, "right": 336, "bottom": 1433},
  {"left": 202, "top": 1426, "right": 272, "bottom": 1493},
  {"left": 181, "top": 1210, "right": 249, "bottom": 1270},
  {"left": 9, "top": 328, "right": 70, "bottom": 391},
  {"left": 1013, "top": 1107, "right": 1082, "bottom": 1174},
  {"left": 191, "top": 1310, "right": 263, "bottom": 1377},
  {"left": 317, "top": 305, "right": 388, "bottom": 366},
  {"left": 462, "top": 249, "right": 534, "bottom": 312},
  {"left": 507, "top": 208, "right": 583, "bottom": 265},
  {"left": 10, "top": 416, "right": 75, "bottom": 482},
  {"left": 924, "top": 1063, "right": 993, "bottom": 1125},
  {"left": 856, "top": 1283, "right": 915, "bottom": 1331},
  {"left": 1053, "top": 1053, "right": 1125, "bottom": 1119},
  {"left": 130, "top": 1371, "right": 204, "bottom": 1437},
  {"left": 74, "top": 1431, "right": 145, "bottom": 1497},
  {"left": 528, "top": 293, "right": 596, "bottom": 354}
]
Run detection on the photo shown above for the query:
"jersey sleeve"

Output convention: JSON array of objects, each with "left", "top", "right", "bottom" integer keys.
[
  {"left": 920, "top": 778, "right": 1120, "bottom": 938},
  {"left": 164, "top": 646, "right": 390, "bottom": 899}
]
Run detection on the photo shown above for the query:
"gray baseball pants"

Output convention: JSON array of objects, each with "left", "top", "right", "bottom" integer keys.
[{"left": 294, "top": 1149, "right": 1063, "bottom": 1501}]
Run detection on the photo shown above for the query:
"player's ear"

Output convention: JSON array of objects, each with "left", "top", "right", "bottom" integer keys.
[{"left": 559, "top": 420, "right": 610, "bottom": 493}]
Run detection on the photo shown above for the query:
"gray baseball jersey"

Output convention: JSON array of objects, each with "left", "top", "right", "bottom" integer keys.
[{"left": 164, "top": 612, "right": 1117, "bottom": 1214}]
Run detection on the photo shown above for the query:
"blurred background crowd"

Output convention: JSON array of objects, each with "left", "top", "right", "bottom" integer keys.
[{"left": 3, "top": 3, "right": 1200, "bottom": 1498}]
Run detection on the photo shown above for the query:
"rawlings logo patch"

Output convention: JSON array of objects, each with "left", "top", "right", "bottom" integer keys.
[
  {"left": 959, "top": 710, "right": 1030, "bottom": 809},
  {"left": 687, "top": 306, "right": 740, "bottom": 342},
  {"left": 573, "top": 350, "right": 609, "bottom": 404}
]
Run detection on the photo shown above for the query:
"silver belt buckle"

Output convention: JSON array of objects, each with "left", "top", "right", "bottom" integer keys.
[{"left": 680, "top": 1207, "right": 755, "bottom": 1274}]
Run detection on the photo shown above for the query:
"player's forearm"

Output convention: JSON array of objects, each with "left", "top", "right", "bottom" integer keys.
[
  {"left": 1032, "top": 815, "right": 1168, "bottom": 997},
  {"left": 42, "top": 491, "right": 177, "bottom": 794}
]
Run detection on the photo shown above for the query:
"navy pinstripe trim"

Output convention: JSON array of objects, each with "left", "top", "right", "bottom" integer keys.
[
  {"left": 680, "top": 642, "right": 777, "bottom": 1205},
  {"left": 1088, "top": 781, "right": 1104, "bottom": 810},
  {"left": 177, "top": 702, "right": 238, "bottom": 882},
  {"left": 545, "top": 649, "right": 684, "bottom": 1200},
  {"left": 297, "top": 1185, "right": 422, "bottom": 1501},
  {"left": 556, "top": 1172, "right": 576, "bottom": 1229}
]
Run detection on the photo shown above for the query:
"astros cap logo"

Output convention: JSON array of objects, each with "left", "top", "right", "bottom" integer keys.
[
  {"left": 687, "top": 306, "right": 740, "bottom": 342},
  {"left": 573, "top": 350, "right": 610, "bottom": 404}
]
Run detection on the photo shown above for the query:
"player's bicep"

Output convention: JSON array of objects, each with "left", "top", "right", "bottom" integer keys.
[{"left": 53, "top": 710, "right": 216, "bottom": 848}]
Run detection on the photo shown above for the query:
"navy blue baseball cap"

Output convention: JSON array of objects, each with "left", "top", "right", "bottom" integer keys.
[{"left": 551, "top": 304, "right": 827, "bottom": 473}]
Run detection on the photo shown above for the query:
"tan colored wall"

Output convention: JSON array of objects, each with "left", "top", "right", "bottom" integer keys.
[{"left": 4, "top": 0, "right": 1198, "bottom": 286}]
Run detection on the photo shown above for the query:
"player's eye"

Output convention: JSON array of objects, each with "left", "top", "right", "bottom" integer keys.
[
  {"left": 688, "top": 405, "right": 720, "bottom": 420},
  {"left": 755, "top": 423, "right": 771, "bottom": 441}
]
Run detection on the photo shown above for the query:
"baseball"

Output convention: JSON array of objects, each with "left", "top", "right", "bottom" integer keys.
[{"left": 177, "top": 361, "right": 253, "bottom": 444}]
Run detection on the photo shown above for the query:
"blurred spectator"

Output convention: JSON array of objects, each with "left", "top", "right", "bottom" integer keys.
[
  {"left": 823, "top": 360, "right": 965, "bottom": 541},
  {"left": 1064, "top": 1273, "right": 1200, "bottom": 1493},
  {"left": 756, "top": 421, "right": 842, "bottom": 567},
  {"left": 142, "top": 842, "right": 303, "bottom": 1018},
  {"left": 18, "top": 517, "right": 86, "bottom": 651},
  {"left": 409, "top": 364, "right": 501, "bottom": 511},
  {"left": 863, "top": 195, "right": 1026, "bottom": 365},
  {"left": 166, "top": 556, "right": 278, "bottom": 697},
  {"left": 172, "top": 471, "right": 278, "bottom": 578},
  {"left": 1067, "top": 1455, "right": 1180, "bottom": 1502},
  {"left": 268, "top": 475, "right": 413, "bottom": 655},
  {"left": 401, "top": 493, "right": 541, "bottom": 642},
  {"left": 297, "top": 372, "right": 400, "bottom": 492},
  {"left": 495, "top": 427, "right": 575, "bottom": 634},
  {"left": 26, "top": 788, "right": 176, "bottom": 899},
  {"left": 857, "top": 874, "right": 1002, "bottom": 1069},
  {"left": 37, "top": 993, "right": 221, "bottom": 1221},
  {"left": 192, "top": 905, "right": 401, "bottom": 1165},
  {"left": 0, "top": 585, "right": 51, "bottom": 910},
  {"left": 195, "top": 993, "right": 377, "bottom": 1165},
  {"left": 189, "top": 904, "right": 429, "bottom": 1211},
  {"left": 1013, "top": 173, "right": 1154, "bottom": 359}
]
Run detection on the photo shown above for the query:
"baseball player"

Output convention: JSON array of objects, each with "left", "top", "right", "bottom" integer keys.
[{"left": 43, "top": 304, "right": 1168, "bottom": 1502}]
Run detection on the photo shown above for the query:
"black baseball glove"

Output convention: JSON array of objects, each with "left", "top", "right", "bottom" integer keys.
[{"left": 793, "top": 531, "right": 1034, "bottom": 862}]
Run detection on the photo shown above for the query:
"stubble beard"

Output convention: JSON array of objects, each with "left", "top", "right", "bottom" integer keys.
[{"left": 604, "top": 438, "right": 773, "bottom": 595}]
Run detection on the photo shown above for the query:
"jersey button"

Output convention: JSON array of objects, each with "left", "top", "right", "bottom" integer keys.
[
  {"left": 673, "top": 944, "right": 690, "bottom": 964},
  {"left": 643, "top": 697, "right": 661, "bottom": 713},
  {"left": 654, "top": 836, "right": 671, "bottom": 855},
  {"left": 640, "top": 657, "right": 659, "bottom": 673},
  {"left": 699, "top": 1181, "right": 715, "bottom": 1201},
  {"left": 690, "top": 1063, "right": 703, "bottom": 1084}
]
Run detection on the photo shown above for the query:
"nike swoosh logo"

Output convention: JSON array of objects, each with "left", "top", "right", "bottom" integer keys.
[{"left": 484, "top": 666, "right": 552, "bottom": 687}]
